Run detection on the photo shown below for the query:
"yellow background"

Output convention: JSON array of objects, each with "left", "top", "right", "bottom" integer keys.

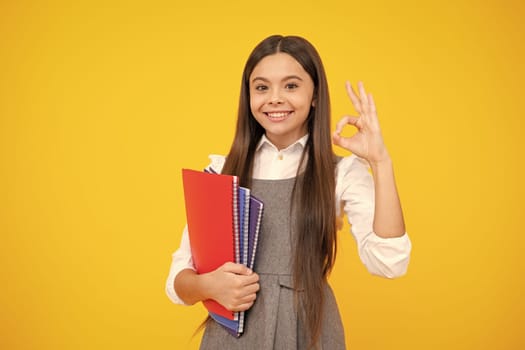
[{"left": 1, "top": 0, "right": 524, "bottom": 349}]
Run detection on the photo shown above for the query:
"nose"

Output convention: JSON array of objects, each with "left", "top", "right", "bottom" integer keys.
[{"left": 269, "top": 89, "right": 283, "bottom": 105}]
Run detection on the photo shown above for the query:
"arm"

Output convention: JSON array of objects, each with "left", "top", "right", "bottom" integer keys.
[
  {"left": 369, "top": 157, "right": 405, "bottom": 237},
  {"left": 333, "top": 81, "right": 411, "bottom": 277}
]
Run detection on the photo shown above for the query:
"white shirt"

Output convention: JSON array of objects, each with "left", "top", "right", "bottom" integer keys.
[{"left": 166, "top": 134, "right": 412, "bottom": 304}]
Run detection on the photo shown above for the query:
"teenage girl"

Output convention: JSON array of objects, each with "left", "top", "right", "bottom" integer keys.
[{"left": 166, "top": 35, "right": 412, "bottom": 350}]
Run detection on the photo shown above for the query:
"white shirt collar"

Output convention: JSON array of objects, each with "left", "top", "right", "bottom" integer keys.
[{"left": 255, "top": 134, "right": 309, "bottom": 153}]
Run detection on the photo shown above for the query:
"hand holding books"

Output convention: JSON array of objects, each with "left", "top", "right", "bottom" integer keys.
[{"left": 203, "top": 262, "right": 259, "bottom": 312}]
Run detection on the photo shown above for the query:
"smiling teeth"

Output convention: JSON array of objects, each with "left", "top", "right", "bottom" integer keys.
[{"left": 267, "top": 112, "right": 289, "bottom": 118}]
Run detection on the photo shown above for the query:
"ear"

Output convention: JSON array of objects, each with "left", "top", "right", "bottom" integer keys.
[{"left": 311, "top": 98, "right": 316, "bottom": 107}]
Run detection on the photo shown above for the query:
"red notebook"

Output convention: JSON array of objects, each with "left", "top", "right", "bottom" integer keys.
[{"left": 181, "top": 169, "right": 238, "bottom": 320}]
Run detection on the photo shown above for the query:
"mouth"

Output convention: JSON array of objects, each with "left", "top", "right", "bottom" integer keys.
[{"left": 264, "top": 111, "right": 293, "bottom": 121}]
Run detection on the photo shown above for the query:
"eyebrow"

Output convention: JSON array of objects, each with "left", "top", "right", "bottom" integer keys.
[{"left": 251, "top": 75, "right": 304, "bottom": 84}]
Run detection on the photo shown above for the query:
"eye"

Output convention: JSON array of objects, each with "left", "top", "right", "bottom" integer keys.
[
  {"left": 285, "top": 83, "right": 299, "bottom": 90},
  {"left": 254, "top": 85, "right": 268, "bottom": 91}
]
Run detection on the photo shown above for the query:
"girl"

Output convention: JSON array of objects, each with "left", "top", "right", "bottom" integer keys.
[{"left": 166, "top": 35, "right": 411, "bottom": 349}]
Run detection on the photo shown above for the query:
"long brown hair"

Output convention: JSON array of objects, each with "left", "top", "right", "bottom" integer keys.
[{"left": 222, "top": 35, "right": 337, "bottom": 348}]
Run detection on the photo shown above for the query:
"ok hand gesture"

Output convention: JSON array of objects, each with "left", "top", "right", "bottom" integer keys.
[{"left": 332, "top": 81, "right": 391, "bottom": 165}]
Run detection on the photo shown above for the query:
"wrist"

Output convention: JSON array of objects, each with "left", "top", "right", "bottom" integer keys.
[
  {"left": 368, "top": 154, "right": 392, "bottom": 170},
  {"left": 174, "top": 269, "right": 209, "bottom": 305},
  {"left": 198, "top": 271, "right": 215, "bottom": 301}
]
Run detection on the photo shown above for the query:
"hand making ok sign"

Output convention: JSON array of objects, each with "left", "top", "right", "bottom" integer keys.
[{"left": 332, "top": 81, "right": 391, "bottom": 165}]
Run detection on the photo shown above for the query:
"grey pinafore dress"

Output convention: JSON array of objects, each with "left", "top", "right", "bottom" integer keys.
[{"left": 200, "top": 177, "right": 346, "bottom": 349}]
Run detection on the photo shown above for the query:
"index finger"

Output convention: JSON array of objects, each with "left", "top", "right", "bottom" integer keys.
[
  {"left": 334, "top": 115, "right": 360, "bottom": 134},
  {"left": 222, "top": 262, "right": 252, "bottom": 275}
]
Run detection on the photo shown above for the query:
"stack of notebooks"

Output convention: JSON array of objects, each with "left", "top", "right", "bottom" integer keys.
[{"left": 181, "top": 168, "right": 264, "bottom": 337}]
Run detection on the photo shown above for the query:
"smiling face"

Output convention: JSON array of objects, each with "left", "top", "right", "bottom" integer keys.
[{"left": 249, "top": 53, "right": 315, "bottom": 150}]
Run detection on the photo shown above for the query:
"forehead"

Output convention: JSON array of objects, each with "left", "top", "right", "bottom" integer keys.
[{"left": 250, "top": 53, "right": 310, "bottom": 81}]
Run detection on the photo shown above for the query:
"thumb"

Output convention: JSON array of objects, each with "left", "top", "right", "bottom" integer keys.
[{"left": 333, "top": 131, "right": 360, "bottom": 152}]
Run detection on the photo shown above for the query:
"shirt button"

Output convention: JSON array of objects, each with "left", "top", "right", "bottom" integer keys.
[{"left": 278, "top": 154, "right": 283, "bottom": 160}]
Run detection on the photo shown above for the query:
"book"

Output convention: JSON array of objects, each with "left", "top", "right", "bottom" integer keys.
[
  {"left": 183, "top": 168, "right": 264, "bottom": 335},
  {"left": 181, "top": 169, "right": 238, "bottom": 320},
  {"left": 209, "top": 312, "right": 242, "bottom": 337},
  {"left": 247, "top": 196, "right": 264, "bottom": 269},
  {"left": 238, "top": 187, "right": 250, "bottom": 266}
]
